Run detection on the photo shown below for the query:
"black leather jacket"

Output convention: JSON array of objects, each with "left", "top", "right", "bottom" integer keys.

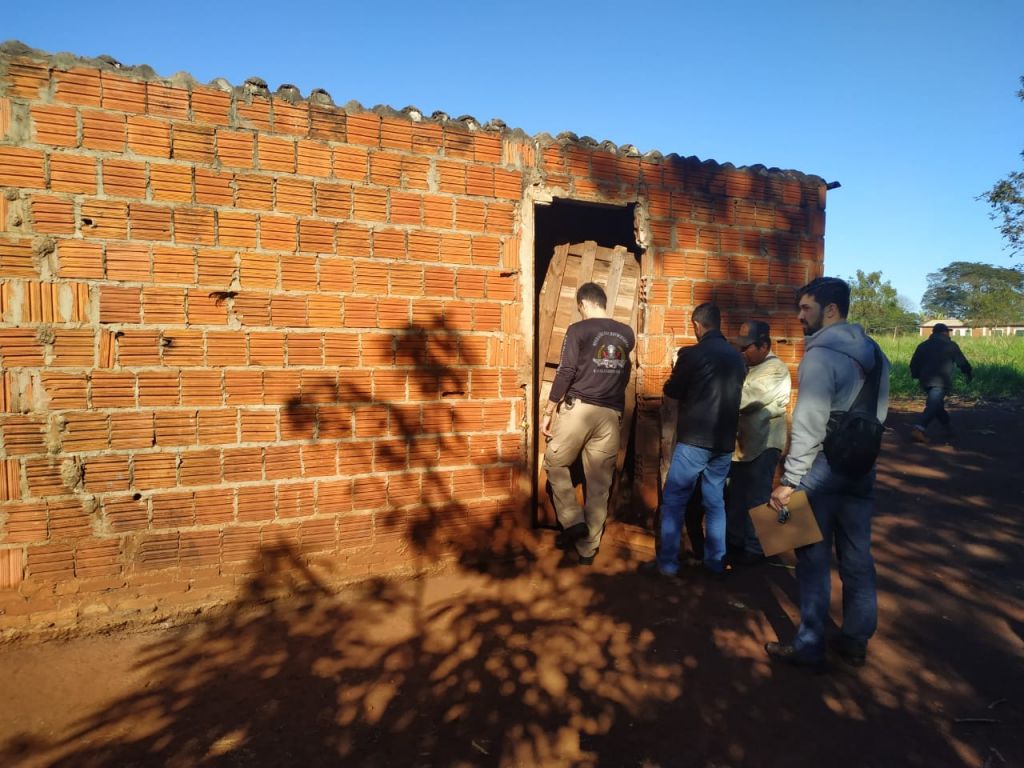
[
  {"left": 909, "top": 334, "right": 972, "bottom": 390},
  {"left": 664, "top": 329, "right": 746, "bottom": 453}
]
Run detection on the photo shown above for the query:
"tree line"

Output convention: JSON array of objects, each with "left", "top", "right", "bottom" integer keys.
[{"left": 847, "top": 264, "right": 1024, "bottom": 336}]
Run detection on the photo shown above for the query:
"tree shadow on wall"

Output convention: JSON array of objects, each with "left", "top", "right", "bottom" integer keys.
[{"left": 281, "top": 312, "right": 534, "bottom": 569}]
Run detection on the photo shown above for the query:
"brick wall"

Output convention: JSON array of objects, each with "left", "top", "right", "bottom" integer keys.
[{"left": 0, "top": 45, "right": 825, "bottom": 632}]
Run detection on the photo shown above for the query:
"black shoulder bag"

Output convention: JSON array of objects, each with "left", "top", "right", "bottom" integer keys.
[{"left": 822, "top": 346, "right": 885, "bottom": 476}]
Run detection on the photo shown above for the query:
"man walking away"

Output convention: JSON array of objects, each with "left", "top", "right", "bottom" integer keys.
[
  {"left": 640, "top": 303, "right": 746, "bottom": 579},
  {"left": 542, "top": 282, "right": 636, "bottom": 565},
  {"left": 726, "top": 321, "right": 791, "bottom": 565},
  {"left": 909, "top": 323, "right": 972, "bottom": 443},
  {"left": 766, "top": 277, "right": 890, "bottom": 670}
]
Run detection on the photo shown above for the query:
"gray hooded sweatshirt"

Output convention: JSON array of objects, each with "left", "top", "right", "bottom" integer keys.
[{"left": 782, "top": 321, "right": 891, "bottom": 486}]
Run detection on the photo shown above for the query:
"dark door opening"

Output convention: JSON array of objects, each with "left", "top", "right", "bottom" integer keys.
[{"left": 534, "top": 199, "right": 641, "bottom": 294}]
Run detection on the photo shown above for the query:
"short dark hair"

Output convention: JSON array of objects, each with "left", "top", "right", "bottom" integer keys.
[
  {"left": 576, "top": 282, "right": 607, "bottom": 309},
  {"left": 797, "top": 276, "right": 850, "bottom": 317},
  {"left": 692, "top": 302, "right": 721, "bottom": 330}
]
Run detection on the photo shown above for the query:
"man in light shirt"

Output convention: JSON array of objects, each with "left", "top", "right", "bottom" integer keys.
[{"left": 726, "top": 320, "right": 791, "bottom": 565}]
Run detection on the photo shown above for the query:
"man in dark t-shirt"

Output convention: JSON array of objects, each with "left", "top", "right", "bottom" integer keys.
[{"left": 542, "top": 282, "right": 635, "bottom": 565}]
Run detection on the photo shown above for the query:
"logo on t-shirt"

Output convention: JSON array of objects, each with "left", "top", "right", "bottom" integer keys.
[{"left": 592, "top": 332, "right": 630, "bottom": 371}]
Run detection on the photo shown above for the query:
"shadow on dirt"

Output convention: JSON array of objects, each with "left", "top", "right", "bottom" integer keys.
[{"left": 1, "top": 394, "right": 1022, "bottom": 765}]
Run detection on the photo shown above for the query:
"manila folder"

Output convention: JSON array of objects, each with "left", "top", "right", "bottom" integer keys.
[{"left": 749, "top": 491, "right": 822, "bottom": 557}]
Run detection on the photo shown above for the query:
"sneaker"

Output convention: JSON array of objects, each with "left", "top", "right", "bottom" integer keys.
[
  {"left": 702, "top": 565, "right": 729, "bottom": 582},
  {"left": 555, "top": 522, "right": 588, "bottom": 550},
  {"left": 764, "top": 642, "right": 828, "bottom": 672},
  {"left": 638, "top": 560, "right": 678, "bottom": 580},
  {"left": 732, "top": 550, "right": 766, "bottom": 567},
  {"left": 910, "top": 426, "right": 928, "bottom": 444},
  {"left": 830, "top": 636, "right": 867, "bottom": 667}
]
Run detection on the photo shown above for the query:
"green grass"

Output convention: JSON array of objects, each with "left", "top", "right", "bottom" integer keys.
[{"left": 875, "top": 335, "right": 1024, "bottom": 400}]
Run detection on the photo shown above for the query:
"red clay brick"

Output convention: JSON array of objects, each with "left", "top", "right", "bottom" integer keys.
[
  {"left": 30, "top": 195, "right": 75, "bottom": 234},
  {"left": 310, "top": 106, "right": 346, "bottom": 142},
  {"left": 258, "top": 135, "right": 296, "bottom": 173},
  {"left": 31, "top": 105, "right": 78, "bottom": 148},
  {"left": 192, "top": 87, "right": 231, "bottom": 126},
  {"left": 0, "top": 147, "right": 45, "bottom": 188},
  {"left": 127, "top": 115, "right": 171, "bottom": 157},
  {"left": 81, "top": 110, "right": 126, "bottom": 152},
  {"left": 49, "top": 153, "right": 96, "bottom": 194},
  {"left": 147, "top": 82, "right": 189, "bottom": 119},
  {"left": 171, "top": 123, "right": 217, "bottom": 162},
  {"left": 195, "top": 168, "right": 234, "bottom": 206},
  {"left": 129, "top": 204, "right": 173, "bottom": 241}
]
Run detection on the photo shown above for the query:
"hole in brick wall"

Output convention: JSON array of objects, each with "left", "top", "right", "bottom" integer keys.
[
  {"left": 133, "top": 492, "right": 142, "bottom": 501},
  {"left": 81, "top": 217, "right": 94, "bottom": 226},
  {"left": 209, "top": 290, "right": 238, "bottom": 306}
]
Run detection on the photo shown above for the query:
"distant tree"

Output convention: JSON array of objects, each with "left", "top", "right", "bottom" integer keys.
[
  {"left": 980, "top": 76, "right": 1024, "bottom": 258},
  {"left": 848, "top": 270, "right": 920, "bottom": 334},
  {"left": 920, "top": 261, "right": 1024, "bottom": 324}
]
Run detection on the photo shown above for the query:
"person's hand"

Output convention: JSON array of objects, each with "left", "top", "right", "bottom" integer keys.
[
  {"left": 770, "top": 484, "right": 795, "bottom": 512},
  {"left": 541, "top": 411, "right": 554, "bottom": 438}
]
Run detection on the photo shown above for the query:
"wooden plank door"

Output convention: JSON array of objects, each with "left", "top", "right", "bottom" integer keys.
[{"left": 536, "top": 241, "right": 641, "bottom": 527}]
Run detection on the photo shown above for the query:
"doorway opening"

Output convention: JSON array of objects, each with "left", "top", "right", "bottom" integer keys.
[{"left": 534, "top": 199, "right": 641, "bottom": 294}]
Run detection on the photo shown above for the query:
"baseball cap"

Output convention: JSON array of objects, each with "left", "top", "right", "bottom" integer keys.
[
  {"left": 733, "top": 320, "right": 771, "bottom": 347},
  {"left": 932, "top": 323, "right": 950, "bottom": 334}
]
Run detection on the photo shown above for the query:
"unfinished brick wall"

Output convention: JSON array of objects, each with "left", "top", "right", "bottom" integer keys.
[{"left": 0, "top": 44, "right": 825, "bottom": 631}]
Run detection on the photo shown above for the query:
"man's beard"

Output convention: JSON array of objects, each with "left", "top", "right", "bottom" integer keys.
[{"left": 802, "top": 316, "right": 822, "bottom": 336}]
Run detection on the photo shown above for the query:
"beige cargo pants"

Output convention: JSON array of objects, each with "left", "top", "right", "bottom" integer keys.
[{"left": 543, "top": 400, "right": 621, "bottom": 558}]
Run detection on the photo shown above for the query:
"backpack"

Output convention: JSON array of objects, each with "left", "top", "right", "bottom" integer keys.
[{"left": 822, "top": 346, "right": 885, "bottom": 476}]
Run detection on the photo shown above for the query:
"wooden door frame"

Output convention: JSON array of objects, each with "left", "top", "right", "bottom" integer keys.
[{"left": 519, "top": 188, "right": 651, "bottom": 528}]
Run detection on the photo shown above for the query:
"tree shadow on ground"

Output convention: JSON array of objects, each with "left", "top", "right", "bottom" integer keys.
[
  {"left": 3, "top": 516, "right": 1016, "bottom": 767},
  {"left": 1, "top": 404, "right": 1021, "bottom": 764}
]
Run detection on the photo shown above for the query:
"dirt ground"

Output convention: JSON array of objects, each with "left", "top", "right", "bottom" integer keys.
[{"left": 1, "top": 402, "right": 1022, "bottom": 768}]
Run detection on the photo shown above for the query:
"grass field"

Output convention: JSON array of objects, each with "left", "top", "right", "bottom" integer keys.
[{"left": 875, "top": 335, "right": 1024, "bottom": 400}]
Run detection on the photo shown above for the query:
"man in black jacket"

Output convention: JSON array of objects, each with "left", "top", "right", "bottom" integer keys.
[
  {"left": 909, "top": 323, "right": 973, "bottom": 443},
  {"left": 641, "top": 303, "right": 746, "bottom": 577},
  {"left": 909, "top": 323, "right": 972, "bottom": 443}
]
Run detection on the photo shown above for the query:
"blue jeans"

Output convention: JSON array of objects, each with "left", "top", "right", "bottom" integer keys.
[
  {"left": 726, "top": 448, "right": 781, "bottom": 556},
  {"left": 916, "top": 385, "right": 950, "bottom": 430},
  {"left": 657, "top": 443, "right": 732, "bottom": 574},
  {"left": 792, "top": 453, "right": 877, "bottom": 660}
]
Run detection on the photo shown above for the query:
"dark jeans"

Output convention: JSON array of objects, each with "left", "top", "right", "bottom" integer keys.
[
  {"left": 657, "top": 443, "right": 732, "bottom": 574},
  {"left": 916, "top": 386, "right": 950, "bottom": 430},
  {"left": 726, "top": 448, "right": 780, "bottom": 556},
  {"left": 793, "top": 453, "right": 877, "bottom": 661}
]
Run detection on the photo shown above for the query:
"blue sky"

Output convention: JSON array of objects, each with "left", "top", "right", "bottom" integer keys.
[{"left": 6, "top": 0, "right": 1023, "bottom": 310}]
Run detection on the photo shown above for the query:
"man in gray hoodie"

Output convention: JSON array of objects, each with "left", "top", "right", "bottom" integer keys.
[{"left": 765, "top": 277, "right": 890, "bottom": 670}]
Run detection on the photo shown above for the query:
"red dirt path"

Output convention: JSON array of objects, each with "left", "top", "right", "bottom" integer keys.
[{"left": 1, "top": 402, "right": 1022, "bottom": 767}]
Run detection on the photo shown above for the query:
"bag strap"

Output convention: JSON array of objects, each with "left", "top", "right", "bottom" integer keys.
[{"left": 848, "top": 345, "right": 883, "bottom": 416}]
